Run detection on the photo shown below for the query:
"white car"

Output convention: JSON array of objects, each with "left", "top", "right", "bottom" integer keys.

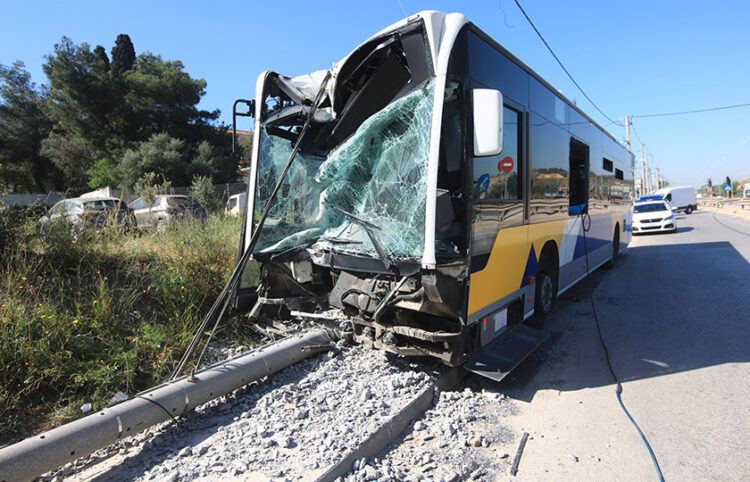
[{"left": 632, "top": 201, "right": 676, "bottom": 234}]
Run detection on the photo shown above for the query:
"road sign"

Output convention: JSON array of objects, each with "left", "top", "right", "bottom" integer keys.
[
  {"left": 477, "top": 174, "right": 490, "bottom": 193},
  {"left": 724, "top": 184, "right": 732, "bottom": 192},
  {"left": 498, "top": 156, "right": 514, "bottom": 174}
]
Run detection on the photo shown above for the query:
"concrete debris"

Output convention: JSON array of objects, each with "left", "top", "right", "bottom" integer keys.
[
  {"left": 109, "top": 392, "right": 128, "bottom": 404},
  {"left": 342, "top": 378, "right": 517, "bottom": 482},
  {"left": 39, "top": 338, "right": 522, "bottom": 482},
  {"left": 43, "top": 344, "right": 439, "bottom": 481}
]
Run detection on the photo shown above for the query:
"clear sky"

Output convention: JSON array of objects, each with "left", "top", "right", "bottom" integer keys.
[{"left": 2, "top": 0, "right": 749, "bottom": 188}]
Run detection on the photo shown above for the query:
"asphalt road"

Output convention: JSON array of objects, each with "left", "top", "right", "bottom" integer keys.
[{"left": 495, "top": 209, "right": 750, "bottom": 481}]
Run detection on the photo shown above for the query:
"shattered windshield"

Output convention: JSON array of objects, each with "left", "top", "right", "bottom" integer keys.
[{"left": 253, "top": 82, "right": 435, "bottom": 259}]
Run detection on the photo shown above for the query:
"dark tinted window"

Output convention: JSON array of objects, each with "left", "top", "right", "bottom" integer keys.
[
  {"left": 531, "top": 78, "right": 566, "bottom": 125},
  {"left": 603, "top": 158, "right": 613, "bottom": 172},
  {"left": 84, "top": 199, "right": 118, "bottom": 210},
  {"left": 633, "top": 203, "right": 668, "bottom": 213},
  {"left": 615, "top": 168, "right": 624, "bottom": 180},
  {"left": 169, "top": 197, "right": 193, "bottom": 207},
  {"left": 569, "top": 138, "right": 590, "bottom": 210},
  {"left": 436, "top": 80, "right": 467, "bottom": 257},
  {"left": 472, "top": 106, "right": 521, "bottom": 200},
  {"left": 467, "top": 30, "right": 528, "bottom": 105},
  {"left": 529, "top": 112, "right": 569, "bottom": 204}
]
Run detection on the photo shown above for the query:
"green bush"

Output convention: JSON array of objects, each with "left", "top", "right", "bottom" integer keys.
[{"left": 191, "top": 174, "right": 222, "bottom": 213}]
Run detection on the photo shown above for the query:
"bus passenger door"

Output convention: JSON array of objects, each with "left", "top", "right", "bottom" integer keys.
[
  {"left": 562, "top": 137, "right": 590, "bottom": 287},
  {"left": 467, "top": 102, "right": 527, "bottom": 341}
]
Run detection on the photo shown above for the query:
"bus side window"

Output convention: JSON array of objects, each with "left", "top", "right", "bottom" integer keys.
[
  {"left": 472, "top": 106, "right": 521, "bottom": 201},
  {"left": 436, "top": 80, "right": 467, "bottom": 256},
  {"left": 568, "top": 137, "right": 589, "bottom": 215}
]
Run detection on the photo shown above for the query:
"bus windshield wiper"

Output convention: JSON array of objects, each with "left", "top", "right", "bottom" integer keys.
[
  {"left": 331, "top": 206, "right": 392, "bottom": 271},
  {"left": 320, "top": 236, "right": 363, "bottom": 244}
]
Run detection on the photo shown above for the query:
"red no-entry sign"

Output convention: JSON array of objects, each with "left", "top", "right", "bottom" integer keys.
[{"left": 498, "top": 156, "right": 514, "bottom": 173}]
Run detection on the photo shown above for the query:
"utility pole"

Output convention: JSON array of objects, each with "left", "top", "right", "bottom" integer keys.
[
  {"left": 625, "top": 115, "right": 631, "bottom": 152},
  {"left": 640, "top": 143, "right": 647, "bottom": 194},
  {"left": 655, "top": 166, "right": 661, "bottom": 190}
]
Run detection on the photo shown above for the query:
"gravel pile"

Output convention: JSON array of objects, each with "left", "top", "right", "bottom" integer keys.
[
  {"left": 52, "top": 342, "right": 441, "bottom": 481},
  {"left": 342, "top": 384, "right": 517, "bottom": 482}
]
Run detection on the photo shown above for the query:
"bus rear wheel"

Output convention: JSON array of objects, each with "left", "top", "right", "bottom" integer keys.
[
  {"left": 604, "top": 226, "right": 620, "bottom": 269},
  {"left": 537, "top": 272, "right": 554, "bottom": 314},
  {"left": 530, "top": 252, "right": 557, "bottom": 328}
]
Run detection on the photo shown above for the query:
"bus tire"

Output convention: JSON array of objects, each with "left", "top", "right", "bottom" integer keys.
[
  {"left": 530, "top": 250, "right": 557, "bottom": 328},
  {"left": 604, "top": 225, "right": 620, "bottom": 269}
]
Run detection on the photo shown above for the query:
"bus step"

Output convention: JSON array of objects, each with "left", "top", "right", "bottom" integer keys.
[{"left": 463, "top": 325, "right": 549, "bottom": 382}]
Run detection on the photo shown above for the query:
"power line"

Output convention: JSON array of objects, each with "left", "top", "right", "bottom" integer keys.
[
  {"left": 632, "top": 102, "right": 750, "bottom": 119},
  {"left": 512, "top": 0, "right": 621, "bottom": 127}
]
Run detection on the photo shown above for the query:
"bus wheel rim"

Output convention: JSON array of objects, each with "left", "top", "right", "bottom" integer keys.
[{"left": 541, "top": 275, "right": 553, "bottom": 312}]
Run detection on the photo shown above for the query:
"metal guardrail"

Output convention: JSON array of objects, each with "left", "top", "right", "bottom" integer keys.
[{"left": 698, "top": 199, "right": 750, "bottom": 211}]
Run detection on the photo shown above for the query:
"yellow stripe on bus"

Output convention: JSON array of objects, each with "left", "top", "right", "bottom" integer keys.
[{"left": 468, "top": 220, "right": 566, "bottom": 317}]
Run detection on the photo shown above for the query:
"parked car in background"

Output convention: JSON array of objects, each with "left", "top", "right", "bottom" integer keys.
[
  {"left": 129, "top": 195, "right": 207, "bottom": 229},
  {"left": 652, "top": 186, "right": 697, "bottom": 214},
  {"left": 632, "top": 200, "right": 676, "bottom": 234},
  {"left": 225, "top": 193, "right": 247, "bottom": 217},
  {"left": 40, "top": 197, "right": 135, "bottom": 230}
]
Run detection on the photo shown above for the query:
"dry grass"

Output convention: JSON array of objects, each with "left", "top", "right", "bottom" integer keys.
[{"left": 0, "top": 211, "right": 258, "bottom": 444}]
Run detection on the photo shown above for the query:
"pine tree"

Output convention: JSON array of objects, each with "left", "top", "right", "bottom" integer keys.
[
  {"left": 93, "top": 45, "right": 110, "bottom": 71},
  {"left": 111, "top": 34, "right": 135, "bottom": 76}
]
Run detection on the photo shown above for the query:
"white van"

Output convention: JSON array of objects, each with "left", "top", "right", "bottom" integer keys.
[
  {"left": 652, "top": 186, "right": 697, "bottom": 214},
  {"left": 225, "top": 193, "right": 247, "bottom": 217}
]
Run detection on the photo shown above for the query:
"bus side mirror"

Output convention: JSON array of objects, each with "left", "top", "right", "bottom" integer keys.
[{"left": 472, "top": 89, "right": 503, "bottom": 157}]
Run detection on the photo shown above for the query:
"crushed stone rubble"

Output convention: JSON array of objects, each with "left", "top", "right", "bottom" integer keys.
[
  {"left": 46, "top": 341, "right": 443, "bottom": 481},
  {"left": 340, "top": 384, "right": 517, "bottom": 482},
  {"left": 40, "top": 328, "right": 519, "bottom": 482}
]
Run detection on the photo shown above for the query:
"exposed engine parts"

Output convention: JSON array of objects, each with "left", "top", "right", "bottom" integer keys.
[{"left": 248, "top": 247, "right": 471, "bottom": 366}]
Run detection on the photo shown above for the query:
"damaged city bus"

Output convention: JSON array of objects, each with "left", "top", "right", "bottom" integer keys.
[{"left": 233, "top": 11, "right": 633, "bottom": 380}]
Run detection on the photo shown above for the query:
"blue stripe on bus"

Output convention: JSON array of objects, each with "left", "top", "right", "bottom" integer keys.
[
  {"left": 572, "top": 213, "right": 612, "bottom": 260},
  {"left": 520, "top": 244, "right": 538, "bottom": 288}
]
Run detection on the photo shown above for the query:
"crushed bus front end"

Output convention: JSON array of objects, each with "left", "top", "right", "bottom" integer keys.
[{"left": 237, "top": 13, "right": 476, "bottom": 366}]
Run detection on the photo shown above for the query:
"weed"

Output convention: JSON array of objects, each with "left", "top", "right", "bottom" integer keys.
[{"left": 0, "top": 211, "right": 259, "bottom": 443}]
